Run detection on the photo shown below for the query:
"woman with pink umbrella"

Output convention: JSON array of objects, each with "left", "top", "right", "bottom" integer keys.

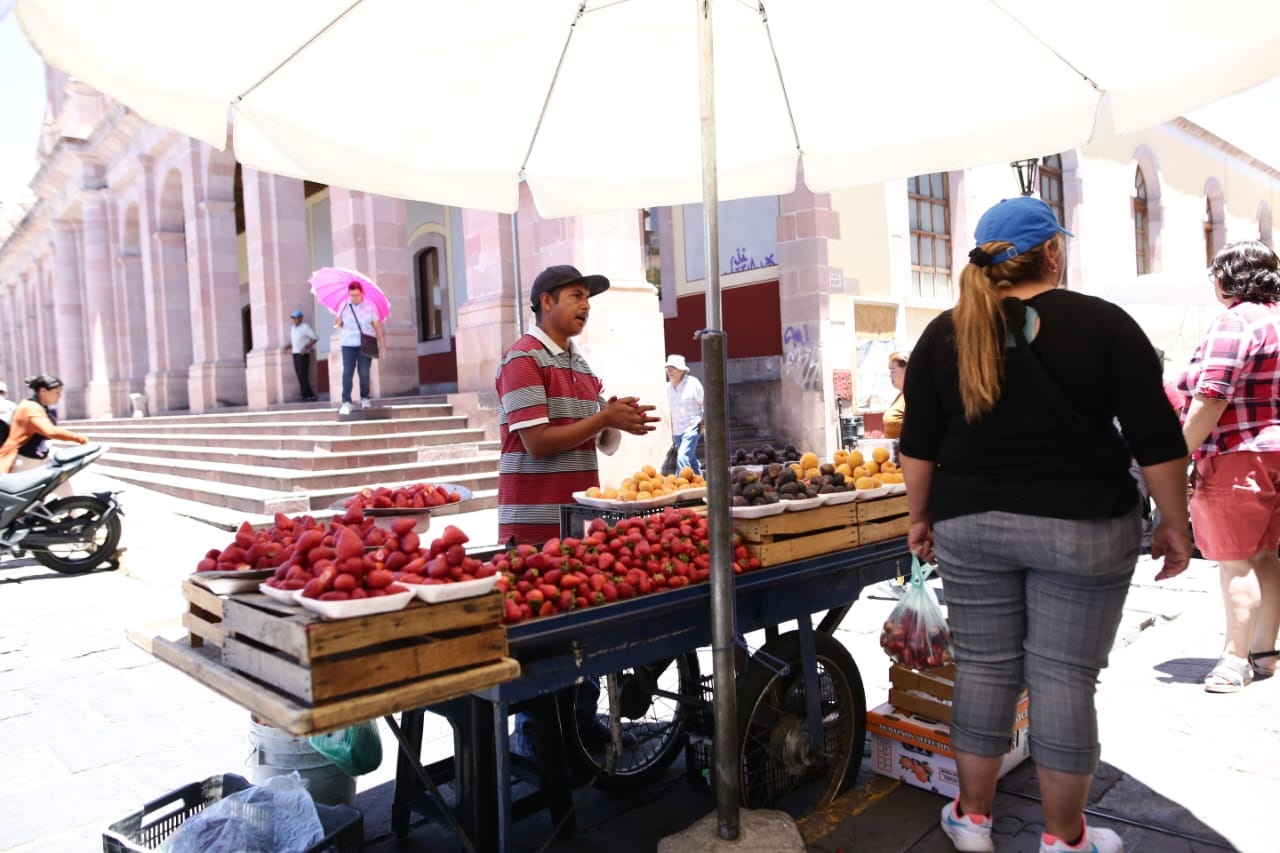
[{"left": 327, "top": 276, "right": 387, "bottom": 414}]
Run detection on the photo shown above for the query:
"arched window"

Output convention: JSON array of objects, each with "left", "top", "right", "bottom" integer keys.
[
  {"left": 1134, "top": 169, "right": 1149, "bottom": 275},
  {"left": 1204, "top": 181, "right": 1225, "bottom": 264},
  {"left": 415, "top": 247, "right": 443, "bottom": 342},
  {"left": 1038, "top": 153, "right": 1068, "bottom": 287},
  {"left": 908, "top": 173, "right": 951, "bottom": 300},
  {"left": 1260, "top": 203, "right": 1273, "bottom": 248},
  {"left": 1204, "top": 197, "right": 1214, "bottom": 265}
]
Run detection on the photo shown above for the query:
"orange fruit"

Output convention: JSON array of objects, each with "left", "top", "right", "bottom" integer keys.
[
  {"left": 855, "top": 476, "right": 879, "bottom": 490},
  {"left": 872, "top": 447, "right": 890, "bottom": 464},
  {"left": 847, "top": 451, "right": 865, "bottom": 468}
]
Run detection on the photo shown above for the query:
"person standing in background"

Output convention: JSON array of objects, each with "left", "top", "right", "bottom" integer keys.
[
  {"left": 883, "top": 350, "right": 910, "bottom": 439},
  {"left": 333, "top": 281, "right": 384, "bottom": 415},
  {"left": 1179, "top": 240, "right": 1280, "bottom": 692},
  {"left": 285, "top": 310, "right": 319, "bottom": 402},
  {"left": 664, "top": 353, "right": 704, "bottom": 477}
]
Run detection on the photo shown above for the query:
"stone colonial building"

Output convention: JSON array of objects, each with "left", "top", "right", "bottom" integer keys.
[{"left": 2, "top": 66, "right": 1278, "bottom": 464}]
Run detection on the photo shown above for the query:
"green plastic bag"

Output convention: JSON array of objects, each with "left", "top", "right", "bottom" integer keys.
[{"left": 308, "top": 720, "right": 382, "bottom": 776}]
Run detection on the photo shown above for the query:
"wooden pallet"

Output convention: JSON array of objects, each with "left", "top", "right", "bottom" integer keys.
[
  {"left": 181, "top": 579, "right": 224, "bottom": 648},
  {"left": 220, "top": 592, "right": 510, "bottom": 706}
]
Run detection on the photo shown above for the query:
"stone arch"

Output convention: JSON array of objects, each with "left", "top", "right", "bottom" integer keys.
[
  {"left": 1258, "top": 200, "right": 1273, "bottom": 248},
  {"left": 408, "top": 223, "right": 453, "bottom": 352},
  {"left": 1133, "top": 144, "right": 1163, "bottom": 275},
  {"left": 1203, "top": 178, "right": 1226, "bottom": 263}
]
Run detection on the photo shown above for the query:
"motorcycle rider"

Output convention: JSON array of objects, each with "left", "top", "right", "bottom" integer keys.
[{"left": 0, "top": 374, "right": 89, "bottom": 498}]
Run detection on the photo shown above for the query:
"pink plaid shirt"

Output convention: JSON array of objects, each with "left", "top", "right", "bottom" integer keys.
[{"left": 1178, "top": 300, "right": 1280, "bottom": 458}]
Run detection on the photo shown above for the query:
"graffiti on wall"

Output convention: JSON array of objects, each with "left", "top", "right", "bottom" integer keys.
[
  {"left": 783, "top": 323, "right": 822, "bottom": 391},
  {"left": 728, "top": 247, "right": 776, "bottom": 274}
]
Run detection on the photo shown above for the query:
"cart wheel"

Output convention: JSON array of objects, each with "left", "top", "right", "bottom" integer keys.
[
  {"left": 736, "top": 633, "right": 865, "bottom": 814},
  {"left": 563, "top": 652, "right": 701, "bottom": 791}
]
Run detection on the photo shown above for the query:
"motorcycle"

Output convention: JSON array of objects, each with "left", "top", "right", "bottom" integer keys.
[{"left": 0, "top": 442, "right": 124, "bottom": 574}]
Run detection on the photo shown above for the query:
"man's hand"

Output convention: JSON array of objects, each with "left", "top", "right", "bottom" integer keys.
[{"left": 602, "top": 396, "right": 660, "bottom": 435}]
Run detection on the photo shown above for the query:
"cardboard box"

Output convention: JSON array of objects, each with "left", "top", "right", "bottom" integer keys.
[{"left": 867, "top": 699, "right": 1030, "bottom": 800}]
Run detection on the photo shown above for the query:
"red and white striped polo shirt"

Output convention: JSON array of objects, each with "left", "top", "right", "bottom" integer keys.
[{"left": 496, "top": 327, "right": 604, "bottom": 545}]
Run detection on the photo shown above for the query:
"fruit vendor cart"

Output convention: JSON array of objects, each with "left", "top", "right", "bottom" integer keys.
[{"left": 387, "top": 517, "right": 910, "bottom": 852}]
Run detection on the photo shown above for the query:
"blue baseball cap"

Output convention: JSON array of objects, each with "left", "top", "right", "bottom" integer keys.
[
  {"left": 290, "top": 310, "right": 303, "bottom": 318},
  {"left": 973, "top": 197, "right": 1072, "bottom": 266}
]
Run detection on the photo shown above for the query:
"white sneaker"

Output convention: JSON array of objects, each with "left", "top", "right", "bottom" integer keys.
[
  {"left": 1040, "top": 821, "right": 1123, "bottom": 853},
  {"left": 940, "top": 799, "right": 994, "bottom": 852},
  {"left": 338, "top": 403, "right": 351, "bottom": 415},
  {"left": 360, "top": 398, "right": 371, "bottom": 409}
]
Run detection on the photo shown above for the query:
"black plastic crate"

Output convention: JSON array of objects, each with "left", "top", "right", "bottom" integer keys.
[
  {"left": 684, "top": 675, "right": 717, "bottom": 786},
  {"left": 559, "top": 499, "right": 704, "bottom": 539},
  {"left": 102, "top": 773, "right": 363, "bottom": 853}
]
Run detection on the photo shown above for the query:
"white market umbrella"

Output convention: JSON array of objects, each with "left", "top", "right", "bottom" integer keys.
[{"left": 18, "top": 0, "right": 1280, "bottom": 840}]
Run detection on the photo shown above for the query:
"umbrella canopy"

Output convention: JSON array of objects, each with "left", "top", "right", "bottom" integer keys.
[
  {"left": 16, "top": 0, "right": 1280, "bottom": 217},
  {"left": 309, "top": 267, "right": 391, "bottom": 322}
]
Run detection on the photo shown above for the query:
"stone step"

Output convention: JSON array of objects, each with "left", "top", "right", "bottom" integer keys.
[
  {"left": 100, "top": 449, "right": 501, "bottom": 494},
  {"left": 99, "top": 438, "right": 498, "bottom": 471},
  {"left": 90, "top": 428, "right": 490, "bottom": 455},
  {"left": 64, "top": 396, "right": 453, "bottom": 428},
  {"left": 93, "top": 461, "right": 499, "bottom": 518},
  {"left": 77, "top": 414, "right": 471, "bottom": 438}
]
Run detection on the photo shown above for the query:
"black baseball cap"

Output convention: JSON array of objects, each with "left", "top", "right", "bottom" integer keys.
[{"left": 529, "top": 265, "right": 610, "bottom": 311}]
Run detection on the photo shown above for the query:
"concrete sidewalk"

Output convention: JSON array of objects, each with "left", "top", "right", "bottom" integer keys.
[{"left": 0, "top": 472, "right": 1273, "bottom": 852}]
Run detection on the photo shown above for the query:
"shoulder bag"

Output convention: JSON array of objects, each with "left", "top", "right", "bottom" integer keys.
[{"left": 348, "top": 304, "right": 380, "bottom": 359}]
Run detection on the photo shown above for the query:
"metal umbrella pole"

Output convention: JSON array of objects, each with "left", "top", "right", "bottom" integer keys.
[{"left": 695, "top": 0, "right": 740, "bottom": 840}]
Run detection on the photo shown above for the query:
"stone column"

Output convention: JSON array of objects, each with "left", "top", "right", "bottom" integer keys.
[
  {"left": 146, "top": 229, "right": 193, "bottom": 412},
  {"left": 114, "top": 250, "right": 148, "bottom": 413},
  {"left": 186, "top": 195, "right": 247, "bottom": 411},
  {"left": 242, "top": 169, "right": 312, "bottom": 407},
  {"left": 450, "top": 208, "right": 517, "bottom": 437},
  {"left": 82, "top": 191, "right": 122, "bottom": 418},
  {"left": 51, "top": 222, "right": 89, "bottom": 418},
  {"left": 326, "top": 188, "right": 415, "bottom": 401},
  {"left": 776, "top": 176, "right": 842, "bottom": 456}
]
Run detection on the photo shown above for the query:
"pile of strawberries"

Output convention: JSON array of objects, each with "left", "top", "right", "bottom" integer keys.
[
  {"left": 486, "top": 506, "right": 762, "bottom": 624},
  {"left": 197, "top": 510, "right": 492, "bottom": 602},
  {"left": 343, "top": 482, "right": 463, "bottom": 511}
]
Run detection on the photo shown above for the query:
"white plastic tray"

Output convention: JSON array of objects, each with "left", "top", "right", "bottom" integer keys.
[
  {"left": 190, "top": 568, "right": 274, "bottom": 595},
  {"left": 292, "top": 585, "right": 415, "bottom": 619},
  {"left": 670, "top": 486, "right": 708, "bottom": 502},
  {"left": 411, "top": 575, "right": 500, "bottom": 604},
  {"left": 572, "top": 490, "right": 680, "bottom": 510},
  {"left": 854, "top": 485, "right": 892, "bottom": 501},
  {"left": 884, "top": 482, "right": 907, "bottom": 495},
  {"left": 819, "top": 490, "right": 858, "bottom": 505},
  {"left": 729, "top": 502, "right": 786, "bottom": 519},
  {"left": 259, "top": 582, "right": 303, "bottom": 604},
  {"left": 781, "top": 496, "right": 824, "bottom": 512}
]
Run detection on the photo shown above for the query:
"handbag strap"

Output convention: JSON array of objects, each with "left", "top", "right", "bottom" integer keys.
[
  {"left": 347, "top": 302, "right": 368, "bottom": 335},
  {"left": 1004, "top": 298, "right": 1089, "bottom": 439}
]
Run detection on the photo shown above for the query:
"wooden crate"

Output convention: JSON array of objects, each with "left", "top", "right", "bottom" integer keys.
[
  {"left": 734, "top": 502, "right": 859, "bottom": 566},
  {"left": 888, "top": 662, "right": 957, "bottom": 722},
  {"left": 220, "top": 592, "right": 509, "bottom": 706},
  {"left": 181, "top": 579, "right": 224, "bottom": 648},
  {"left": 856, "top": 495, "right": 909, "bottom": 545}
]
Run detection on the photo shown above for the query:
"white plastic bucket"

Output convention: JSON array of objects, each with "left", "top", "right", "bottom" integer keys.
[{"left": 246, "top": 720, "right": 356, "bottom": 807}]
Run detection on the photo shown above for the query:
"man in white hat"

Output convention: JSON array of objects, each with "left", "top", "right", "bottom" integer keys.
[{"left": 665, "top": 353, "right": 704, "bottom": 477}]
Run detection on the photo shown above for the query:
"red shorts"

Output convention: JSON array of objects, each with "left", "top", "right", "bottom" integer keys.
[{"left": 1191, "top": 450, "right": 1280, "bottom": 561}]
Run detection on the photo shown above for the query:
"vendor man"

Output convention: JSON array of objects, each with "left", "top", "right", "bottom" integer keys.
[{"left": 496, "top": 264, "right": 660, "bottom": 545}]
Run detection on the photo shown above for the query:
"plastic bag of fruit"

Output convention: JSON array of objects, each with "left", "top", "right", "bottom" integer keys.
[{"left": 878, "top": 555, "right": 953, "bottom": 670}]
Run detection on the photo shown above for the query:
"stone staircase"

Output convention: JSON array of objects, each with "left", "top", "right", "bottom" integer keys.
[{"left": 62, "top": 396, "right": 500, "bottom": 525}]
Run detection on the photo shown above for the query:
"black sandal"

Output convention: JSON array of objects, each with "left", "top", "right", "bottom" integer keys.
[{"left": 1249, "top": 649, "right": 1278, "bottom": 680}]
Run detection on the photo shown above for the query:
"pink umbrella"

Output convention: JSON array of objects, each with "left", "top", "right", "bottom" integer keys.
[{"left": 308, "top": 267, "right": 391, "bottom": 322}]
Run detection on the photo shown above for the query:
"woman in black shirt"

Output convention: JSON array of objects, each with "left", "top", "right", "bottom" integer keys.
[{"left": 900, "top": 197, "right": 1191, "bottom": 853}]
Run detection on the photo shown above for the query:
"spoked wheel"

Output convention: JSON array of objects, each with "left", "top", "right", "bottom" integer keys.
[
  {"left": 30, "top": 496, "right": 122, "bottom": 574},
  {"left": 563, "top": 652, "right": 701, "bottom": 791},
  {"left": 736, "top": 633, "right": 865, "bottom": 815}
]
